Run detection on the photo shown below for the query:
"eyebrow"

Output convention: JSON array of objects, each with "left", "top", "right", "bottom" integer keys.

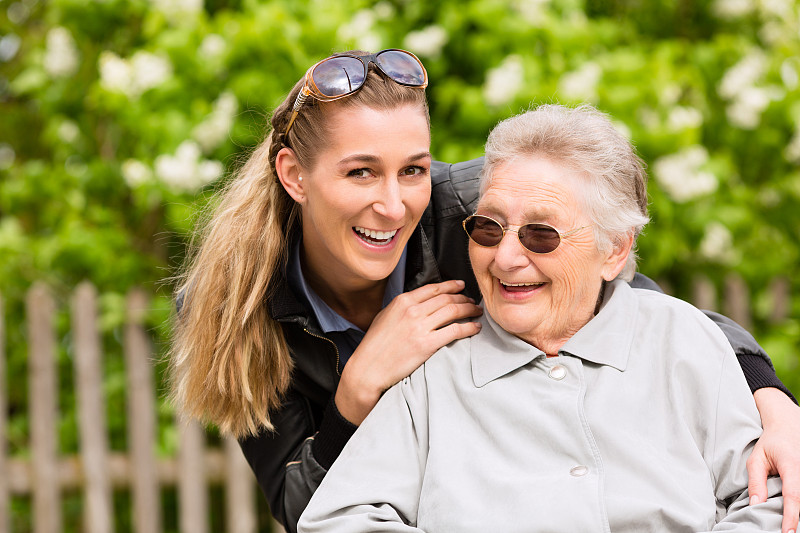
[{"left": 337, "top": 151, "right": 432, "bottom": 166}]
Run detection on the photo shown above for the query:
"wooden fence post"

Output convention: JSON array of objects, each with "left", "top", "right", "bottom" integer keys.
[
  {"left": 178, "top": 418, "right": 208, "bottom": 533},
  {"left": 0, "top": 290, "right": 8, "bottom": 533},
  {"left": 72, "top": 282, "right": 114, "bottom": 533},
  {"left": 691, "top": 276, "right": 717, "bottom": 313},
  {"left": 724, "top": 274, "right": 752, "bottom": 332},
  {"left": 27, "top": 283, "right": 61, "bottom": 533},
  {"left": 768, "top": 277, "right": 790, "bottom": 323},
  {"left": 224, "top": 436, "right": 258, "bottom": 533},
  {"left": 125, "top": 288, "right": 161, "bottom": 533}
]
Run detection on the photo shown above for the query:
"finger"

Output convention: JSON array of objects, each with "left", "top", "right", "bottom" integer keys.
[
  {"left": 746, "top": 449, "right": 770, "bottom": 506},
  {"left": 401, "top": 279, "right": 467, "bottom": 303},
  {"left": 411, "top": 292, "right": 478, "bottom": 318},
  {"left": 782, "top": 479, "right": 800, "bottom": 533},
  {"left": 421, "top": 300, "right": 483, "bottom": 330},
  {"left": 428, "top": 319, "right": 483, "bottom": 348}
]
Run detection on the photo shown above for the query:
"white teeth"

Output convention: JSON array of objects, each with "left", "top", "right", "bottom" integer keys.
[
  {"left": 500, "top": 281, "right": 543, "bottom": 287},
  {"left": 354, "top": 227, "right": 398, "bottom": 240}
]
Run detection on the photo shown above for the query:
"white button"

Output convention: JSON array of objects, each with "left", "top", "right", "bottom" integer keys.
[
  {"left": 570, "top": 465, "right": 589, "bottom": 477},
  {"left": 548, "top": 364, "right": 567, "bottom": 380}
]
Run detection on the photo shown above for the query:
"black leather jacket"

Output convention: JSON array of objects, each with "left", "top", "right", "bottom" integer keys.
[{"left": 238, "top": 158, "right": 790, "bottom": 532}]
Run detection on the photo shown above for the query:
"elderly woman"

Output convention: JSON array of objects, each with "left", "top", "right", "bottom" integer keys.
[{"left": 297, "top": 104, "right": 784, "bottom": 532}]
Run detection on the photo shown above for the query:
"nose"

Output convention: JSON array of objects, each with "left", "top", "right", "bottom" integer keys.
[
  {"left": 372, "top": 179, "right": 406, "bottom": 221},
  {"left": 492, "top": 227, "right": 531, "bottom": 271}
]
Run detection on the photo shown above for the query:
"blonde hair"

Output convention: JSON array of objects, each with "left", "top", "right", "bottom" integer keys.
[
  {"left": 170, "top": 54, "right": 429, "bottom": 438},
  {"left": 480, "top": 104, "right": 649, "bottom": 281}
]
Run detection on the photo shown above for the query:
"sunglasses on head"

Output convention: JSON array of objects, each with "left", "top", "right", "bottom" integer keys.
[
  {"left": 463, "top": 214, "right": 590, "bottom": 254},
  {"left": 282, "top": 49, "right": 428, "bottom": 139}
]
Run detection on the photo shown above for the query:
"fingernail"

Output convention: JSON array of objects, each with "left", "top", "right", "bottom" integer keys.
[{"left": 749, "top": 495, "right": 758, "bottom": 506}]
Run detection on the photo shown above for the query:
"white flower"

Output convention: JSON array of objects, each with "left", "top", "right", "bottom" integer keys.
[
  {"left": 338, "top": 9, "right": 382, "bottom": 50},
  {"left": 759, "top": 20, "right": 786, "bottom": 46},
  {"left": 659, "top": 84, "right": 682, "bottom": 106},
  {"left": 0, "top": 33, "right": 21, "bottom": 62},
  {"left": 699, "top": 222, "right": 738, "bottom": 264},
  {"left": 373, "top": 1, "right": 395, "bottom": 19},
  {"left": 98, "top": 50, "right": 172, "bottom": 98},
  {"left": 718, "top": 50, "right": 767, "bottom": 100},
  {"left": 360, "top": 34, "right": 383, "bottom": 54},
  {"left": 200, "top": 34, "right": 226, "bottom": 58},
  {"left": 197, "top": 160, "right": 224, "bottom": 184},
  {"left": 514, "top": 0, "right": 551, "bottom": 25},
  {"left": 403, "top": 25, "right": 448, "bottom": 59},
  {"left": 57, "top": 120, "right": 80, "bottom": 144},
  {"left": 130, "top": 51, "right": 172, "bottom": 94},
  {"left": 612, "top": 120, "right": 632, "bottom": 140},
  {"left": 711, "top": 0, "right": 755, "bottom": 18},
  {"left": 780, "top": 58, "right": 799, "bottom": 90},
  {"left": 43, "top": 27, "right": 79, "bottom": 78},
  {"left": 785, "top": 130, "right": 800, "bottom": 163},
  {"left": 637, "top": 107, "right": 660, "bottom": 129},
  {"left": 653, "top": 146, "right": 718, "bottom": 203},
  {"left": 725, "top": 86, "right": 784, "bottom": 129},
  {"left": 718, "top": 50, "right": 784, "bottom": 130},
  {"left": 6, "top": 2, "right": 31, "bottom": 25},
  {"left": 559, "top": 62, "right": 602, "bottom": 102},
  {"left": 151, "top": 0, "right": 202, "bottom": 21},
  {"left": 760, "top": 0, "right": 793, "bottom": 18},
  {"left": 483, "top": 55, "right": 524, "bottom": 107},
  {"left": 155, "top": 141, "right": 223, "bottom": 193},
  {"left": 0, "top": 143, "right": 15, "bottom": 170},
  {"left": 99, "top": 51, "right": 134, "bottom": 93},
  {"left": 192, "top": 91, "right": 238, "bottom": 153},
  {"left": 667, "top": 106, "right": 704, "bottom": 131},
  {"left": 122, "top": 159, "right": 153, "bottom": 188}
]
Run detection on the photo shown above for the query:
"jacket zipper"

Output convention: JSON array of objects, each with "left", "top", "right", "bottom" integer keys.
[{"left": 303, "top": 328, "right": 341, "bottom": 376}]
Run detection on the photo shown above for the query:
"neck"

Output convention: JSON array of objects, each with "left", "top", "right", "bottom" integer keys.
[{"left": 300, "top": 250, "right": 388, "bottom": 331}]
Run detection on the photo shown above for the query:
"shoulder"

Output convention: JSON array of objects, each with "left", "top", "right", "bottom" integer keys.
[
  {"left": 399, "top": 336, "right": 473, "bottom": 401},
  {"left": 629, "top": 286, "right": 735, "bottom": 362},
  {"left": 429, "top": 157, "right": 484, "bottom": 214}
]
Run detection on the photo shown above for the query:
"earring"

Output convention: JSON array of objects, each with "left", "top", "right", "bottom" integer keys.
[{"left": 298, "top": 176, "right": 303, "bottom": 181}]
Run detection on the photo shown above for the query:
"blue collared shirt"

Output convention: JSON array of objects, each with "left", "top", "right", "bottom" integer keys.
[{"left": 287, "top": 238, "right": 407, "bottom": 370}]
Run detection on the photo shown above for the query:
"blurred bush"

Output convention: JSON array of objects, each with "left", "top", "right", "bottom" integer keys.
[{"left": 1, "top": 0, "right": 799, "bottom": 528}]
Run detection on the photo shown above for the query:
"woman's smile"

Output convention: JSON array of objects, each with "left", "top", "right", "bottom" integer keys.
[
  {"left": 497, "top": 279, "right": 547, "bottom": 298},
  {"left": 353, "top": 226, "right": 401, "bottom": 247}
]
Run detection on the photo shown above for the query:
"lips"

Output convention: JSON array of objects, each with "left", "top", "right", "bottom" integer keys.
[
  {"left": 353, "top": 226, "right": 399, "bottom": 246},
  {"left": 499, "top": 280, "right": 545, "bottom": 293}
]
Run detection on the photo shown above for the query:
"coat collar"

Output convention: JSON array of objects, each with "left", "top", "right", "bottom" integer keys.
[
  {"left": 268, "top": 222, "right": 440, "bottom": 322},
  {"left": 470, "top": 280, "right": 637, "bottom": 387}
]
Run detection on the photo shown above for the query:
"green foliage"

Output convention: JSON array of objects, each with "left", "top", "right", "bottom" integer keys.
[{"left": 2, "top": 0, "right": 800, "bottom": 529}]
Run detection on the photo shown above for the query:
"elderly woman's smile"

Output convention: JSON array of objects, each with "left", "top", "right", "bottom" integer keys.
[{"left": 468, "top": 156, "right": 622, "bottom": 354}]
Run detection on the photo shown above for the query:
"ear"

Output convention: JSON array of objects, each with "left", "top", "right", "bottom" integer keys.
[
  {"left": 601, "top": 232, "right": 634, "bottom": 281},
  {"left": 275, "top": 147, "right": 306, "bottom": 204}
]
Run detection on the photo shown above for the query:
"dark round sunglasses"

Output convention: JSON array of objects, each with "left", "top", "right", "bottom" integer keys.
[
  {"left": 462, "top": 214, "right": 590, "bottom": 254},
  {"left": 282, "top": 49, "right": 428, "bottom": 139}
]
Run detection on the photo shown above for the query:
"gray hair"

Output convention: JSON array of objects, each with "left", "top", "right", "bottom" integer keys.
[{"left": 480, "top": 104, "right": 650, "bottom": 281}]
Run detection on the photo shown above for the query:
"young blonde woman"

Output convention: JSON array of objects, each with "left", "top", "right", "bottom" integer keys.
[{"left": 170, "top": 50, "right": 800, "bottom": 533}]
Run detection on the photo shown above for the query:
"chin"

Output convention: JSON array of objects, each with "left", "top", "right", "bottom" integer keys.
[{"left": 490, "top": 308, "right": 542, "bottom": 338}]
